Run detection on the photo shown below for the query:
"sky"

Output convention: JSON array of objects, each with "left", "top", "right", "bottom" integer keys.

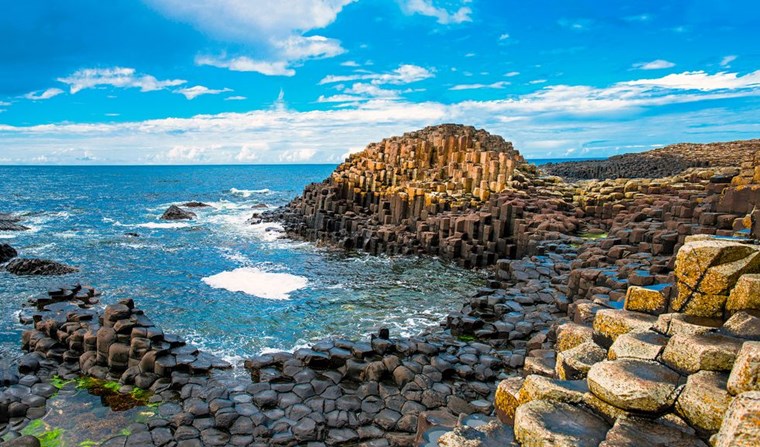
[{"left": 0, "top": 0, "right": 758, "bottom": 165}]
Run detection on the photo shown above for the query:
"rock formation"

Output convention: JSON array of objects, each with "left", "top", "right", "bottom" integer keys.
[
  {"left": 0, "top": 213, "right": 29, "bottom": 232},
  {"left": 542, "top": 139, "right": 759, "bottom": 180},
  {"left": 5, "top": 258, "right": 78, "bottom": 276},
  {"left": 0, "top": 244, "right": 17, "bottom": 263},
  {"left": 160, "top": 205, "right": 196, "bottom": 220}
]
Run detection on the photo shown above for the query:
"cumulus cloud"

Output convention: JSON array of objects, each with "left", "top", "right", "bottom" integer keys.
[
  {"left": 633, "top": 59, "right": 676, "bottom": 70},
  {"left": 2, "top": 70, "right": 759, "bottom": 164},
  {"left": 720, "top": 55, "right": 737, "bottom": 68},
  {"left": 320, "top": 64, "right": 433, "bottom": 85},
  {"left": 58, "top": 67, "right": 185, "bottom": 94},
  {"left": 147, "top": 0, "right": 355, "bottom": 76},
  {"left": 175, "top": 85, "right": 233, "bottom": 100},
  {"left": 23, "top": 88, "right": 65, "bottom": 100},
  {"left": 398, "top": 0, "right": 472, "bottom": 24},
  {"left": 226, "top": 96, "right": 247, "bottom": 101}
]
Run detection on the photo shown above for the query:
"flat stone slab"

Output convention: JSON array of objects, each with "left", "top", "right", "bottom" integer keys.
[
  {"left": 608, "top": 330, "right": 668, "bottom": 361},
  {"left": 593, "top": 309, "right": 657, "bottom": 348},
  {"left": 661, "top": 332, "right": 743, "bottom": 374},
  {"left": 675, "top": 370, "right": 733, "bottom": 433},
  {"left": 600, "top": 415, "right": 708, "bottom": 447},
  {"left": 514, "top": 400, "right": 610, "bottom": 447},
  {"left": 555, "top": 341, "right": 606, "bottom": 380},
  {"left": 587, "top": 359, "right": 681, "bottom": 413}
]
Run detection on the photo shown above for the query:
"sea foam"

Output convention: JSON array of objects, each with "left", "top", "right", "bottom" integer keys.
[
  {"left": 136, "top": 222, "right": 191, "bottom": 229},
  {"left": 230, "top": 188, "right": 271, "bottom": 198},
  {"left": 202, "top": 267, "right": 308, "bottom": 300}
]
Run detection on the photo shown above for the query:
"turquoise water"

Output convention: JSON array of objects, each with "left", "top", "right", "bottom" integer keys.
[{"left": 0, "top": 165, "right": 485, "bottom": 365}]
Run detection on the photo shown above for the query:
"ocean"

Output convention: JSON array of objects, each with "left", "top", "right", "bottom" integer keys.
[{"left": 0, "top": 165, "right": 486, "bottom": 367}]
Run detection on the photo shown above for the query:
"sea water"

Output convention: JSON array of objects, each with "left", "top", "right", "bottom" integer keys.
[{"left": 0, "top": 165, "right": 486, "bottom": 366}]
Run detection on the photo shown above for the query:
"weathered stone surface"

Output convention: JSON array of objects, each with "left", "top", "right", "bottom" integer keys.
[
  {"left": 599, "top": 415, "right": 708, "bottom": 447},
  {"left": 675, "top": 371, "right": 733, "bottom": 433},
  {"left": 661, "top": 332, "right": 743, "bottom": 374},
  {"left": 587, "top": 359, "right": 681, "bottom": 413},
  {"left": 555, "top": 341, "right": 606, "bottom": 380},
  {"left": 713, "top": 391, "right": 760, "bottom": 447},
  {"left": 161, "top": 205, "right": 196, "bottom": 220},
  {"left": 727, "top": 274, "right": 760, "bottom": 315},
  {"left": 514, "top": 400, "right": 610, "bottom": 447},
  {"left": 5, "top": 258, "right": 78, "bottom": 275},
  {"left": 518, "top": 375, "right": 587, "bottom": 406},
  {"left": 608, "top": 330, "right": 668, "bottom": 361},
  {"left": 654, "top": 313, "right": 722, "bottom": 337},
  {"left": 437, "top": 420, "right": 514, "bottom": 447},
  {"left": 722, "top": 312, "right": 760, "bottom": 341},
  {"left": 727, "top": 341, "right": 760, "bottom": 395},
  {"left": 624, "top": 286, "right": 669, "bottom": 315},
  {"left": 593, "top": 309, "right": 656, "bottom": 347},
  {"left": 494, "top": 377, "right": 522, "bottom": 424},
  {"left": 555, "top": 323, "right": 593, "bottom": 353}
]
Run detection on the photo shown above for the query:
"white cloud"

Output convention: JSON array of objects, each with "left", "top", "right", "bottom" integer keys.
[
  {"left": 340, "top": 60, "right": 360, "bottom": 67},
  {"left": 175, "top": 85, "right": 233, "bottom": 100},
  {"left": 319, "top": 82, "right": 401, "bottom": 102},
  {"left": 398, "top": 0, "right": 472, "bottom": 24},
  {"left": 58, "top": 67, "right": 185, "bottom": 94},
  {"left": 235, "top": 143, "right": 269, "bottom": 162},
  {"left": 320, "top": 64, "right": 433, "bottom": 85},
  {"left": 0, "top": 101, "right": 11, "bottom": 106},
  {"left": 499, "top": 33, "right": 510, "bottom": 40},
  {"left": 226, "top": 96, "right": 247, "bottom": 101},
  {"left": 450, "top": 81, "right": 509, "bottom": 90},
  {"left": 624, "top": 70, "right": 760, "bottom": 91},
  {"left": 23, "top": 88, "right": 65, "bottom": 100},
  {"left": 2, "top": 70, "right": 759, "bottom": 164},
  {"left": 720, "top": 55, "right": 737, "bottom": 68},
  {"left": 633, "top": 59, "right": 676, "bottom": 70},
  {"left": 196, "top": 55, "right": 296, "bottom": 77},
  {"left": 147, "top": 0, "right": 355, "bottom": 76},
  {"left": 504, "top": 71, "right": 520, "bottom": 77},
  {"left": 529, "top": 79, "right": 547, "bottom": 85}
]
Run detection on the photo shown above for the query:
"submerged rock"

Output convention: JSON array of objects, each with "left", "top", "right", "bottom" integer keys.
[
  {"left": 160, "top": 205, "right": 196, "bottom": 220},
  {"left": 0, "top": 243, "right": 18, "bottom": 263},
  {"left": 182, "top": 201, "right": 210, "bottom": 208},
  {"left": 5, "top": 258, "right": 79, "bottom": 275}
]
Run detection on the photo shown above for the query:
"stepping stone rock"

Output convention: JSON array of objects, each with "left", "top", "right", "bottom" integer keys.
[
  {"left": 727, "top": 341, "right": 760, "bottom": 395},
  {"left": 624, "top": 286, "right": 669, "bottom": 316},
  {"left": 654, "top": 313, "right": 722, "bottom": 337},
  {"left": 494, "top": 377, "right": 523, "bottom": 424},
  {"left": 713, "top": 391, "right": 760, "bottom": 447},
  {"left": 721, "top": 312, "right": 760, "bottom": 341},
  {"left": 661, "top": 332, "right": 743, "bottom": 374},
  {"left": 593, "top": 309, "right": 656, "bottom": 348},
  {"left": 675, "top": 371, "right": 733, "bottom": 433},
  {"left": 608, "top": 330, "right": 668, "bottom": 361},
  {"left": 555, "top": 341, "right": 606, "bottom": 380},
  {"left": 514, "top": 400, "right": 610, "bottom": 447},
  {"left": 600, "top": 415, "right": 708, "bottom": 447},
  {"left": 587, "top": 359, "right": 681, "bottom": 413},
  {"left": 518, "top": 375, "right": 587, "bottom": 406},
  {"left": 555, "top": 323, "right": 593, "bottom": 353}
]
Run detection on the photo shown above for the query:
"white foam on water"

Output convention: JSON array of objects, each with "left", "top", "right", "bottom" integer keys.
[
  {"left": 135, "top": 222, "right": 192, "bottom": 229},
  {"left": 202, "top": 267, "right": 308, "bottom": 300},
  {"left": 249, "top": 222, "right": 285, "bottom": 242},
  {"left": 0, "top": 234, "right": 16, "bottom": 239},
  {"left": 230, "top": 188, "right": 271, "bottom": 198}
]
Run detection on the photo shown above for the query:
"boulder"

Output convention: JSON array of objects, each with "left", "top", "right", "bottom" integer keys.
[
  {"left": 593, "top": 309, "right": 657, "bottom": 347},
  {"left": 661, "top": 332, "right": 743, "bottom": 374},
  {"left": 599, "top": 415, "right": 708, "bottom": 447},
  {"left": 0, "top": 214, "right": 29, "bottom": 231},
  {"left": 160, "top": 205, "right": 196, "bottom": 220},
  {"left": 5, "top": 258, "right": 78, "bottom": 275},
  {"left": 0, "top": 243, "right": 17, "bottom": 263},
  {"left": 587, "top": 359, "right": 681, "bottom": 413},
  {"left": 555, "top": 341, "right": 606, "bottom": 380},
  {"left": 727, "top": 341, "right": 760, "bottom": 395},
  {"left": 514, "top": 400, "right": 610, "bottom": 447},
  {"left": 624, "top": 286, "right": 669, "bottom": 315},
  {"left": 494, "top": 377, "right": 523, "bottom": 424},
  {"left": 674, "top": 240, "right": 757, "bottom": 290},
  {"left": 675, "top": 371, "right": 733, "bottom": 433},
  {"left": 555, "top": 323, "right": 593, "bottom": 353},
  {"left": 183, "top": 201, "right": 211, "bottom": 208},
  {"left": 713, "top": 391, "right": 760, "bottom": 447},
  {"left": 727, "top": 274, "right": 760, "bottom": 316}
]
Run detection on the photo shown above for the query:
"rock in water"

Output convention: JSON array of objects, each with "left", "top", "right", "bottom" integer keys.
[
  {"left": 5, "top": 258, "right": 79, "bottom": 275},
  {"left": 0, "top": 243, "right": 18, "bottom": 263},
  {"left": 0, "top": 213, "right": 29, "bottom": 231},
  {"left": 160, "top": 205, "right": 196, "bottom": 220},
  {"left": 183, "top": 201, "right": 210, "bottom": 208}
]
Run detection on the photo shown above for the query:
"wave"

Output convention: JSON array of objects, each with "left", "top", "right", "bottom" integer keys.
[
  {"left": 229, "top": 188, "right": 271, "bottom": 198},
  {"left": 135, "top": 222, "right": 192, "bottom": 229},
  {"left": 201, "top": 267, "right": 308, "bottom": 300},
  {"left": 249, "top": 222, "right": 285, "bottom": 242}
]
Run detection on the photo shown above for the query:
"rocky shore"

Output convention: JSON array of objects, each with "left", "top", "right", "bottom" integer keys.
[{"left": 1, "top": 124, "right": 759, "bottom": 446}]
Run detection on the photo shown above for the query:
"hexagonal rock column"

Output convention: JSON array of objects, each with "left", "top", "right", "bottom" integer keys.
[
  {"left": 727, "top": 341, "right": 760, "bottom": 395},
  {"left": 675, "top": 371, "right": 734, "bottom": 433},
  {"left": 586, "top": 359, "right": 681, "bottom": 413},
  {"left": 593, "top": 309, "right": 657, "bottom": 348},
  {"left": 600, "top": 415, "right": 708, "bottom": 447},
  {"left": 661, "top": 332, "right": 743, "bottom": 374},
  {"left": 712, "top": 391, "right": 760, "bottom": 447},
  {"left": 514, "top": 400, "right": 610, "bottom": 447}
]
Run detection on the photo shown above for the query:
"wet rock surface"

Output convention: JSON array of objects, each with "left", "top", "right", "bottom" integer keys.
[
  {"left": 0, "top": 244, "right": 17, "bottom": 263},
  {"left": 160, "top": 205, "right": 196, "bottom": 220},
  {"left": 4, "top": 259, "right": 78, "bottom": 276}
]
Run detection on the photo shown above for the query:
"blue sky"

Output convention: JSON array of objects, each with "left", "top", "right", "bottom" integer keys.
[{"left": 0, "top": 0, "right": 758, "bottom": 164}]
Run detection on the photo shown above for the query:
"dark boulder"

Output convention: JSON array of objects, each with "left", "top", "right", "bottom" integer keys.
[
  {"left": 183, "top": 201, "right": 211, "bottom": 208},
  {"left": 0, "top": 243, "right": 17, "bottom": 263},
  {"left": 0, "top": 213, "right": 29, "bottom": 231},
  {"left": 160, "top": 205, "right": 196, "bottom": 220},
  {"left": 5, "top": 258, "right": 79, "bottom": 276}
]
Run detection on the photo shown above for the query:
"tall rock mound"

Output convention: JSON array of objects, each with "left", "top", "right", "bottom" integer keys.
[
  {"left": 542, "top": 139, "right": 760, "bottom": 180},
  {"left": 267, "top": 124, "right": 574, "bottom": 266}
]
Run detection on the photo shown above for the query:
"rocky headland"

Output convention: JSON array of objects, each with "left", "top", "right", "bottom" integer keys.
[{"left": 1, "top": 124, "right": 759, "bottom": 446}]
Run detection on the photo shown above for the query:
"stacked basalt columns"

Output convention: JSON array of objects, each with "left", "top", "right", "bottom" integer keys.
[
  {"left": 20, "top": 296, "right": 230, "bottom": 389},
  {"left": 492, "top": 235, "right": 760, "bottom": 446}
]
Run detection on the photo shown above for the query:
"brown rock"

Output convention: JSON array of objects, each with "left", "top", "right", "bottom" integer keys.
[
  {"left": 514, "top": 400, "right": 610, "bottom": 447},
  {"left": 713, "top": 391, "right": 760, "bottom": 447},
  {"left": 727, "top": 341, "right": 760, "bottom": 395},
  {"left": 675, "top": 371, "right": 733, "bottom": 433},
  {"left": 587, "top": 359, "right": 681, "bottom": 413},
  {"left": 661, "top": 332, "right": 743, "bottom": 374}
]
